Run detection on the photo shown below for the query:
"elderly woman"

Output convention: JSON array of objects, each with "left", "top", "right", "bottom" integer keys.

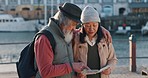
[{"left": 73, "top": 6, "right": 118, "bottom": 78}]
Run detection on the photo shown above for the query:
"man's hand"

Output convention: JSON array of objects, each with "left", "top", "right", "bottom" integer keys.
[
  {"left": 101, "top": 26, "right": 112, "bottom": 43},
  {"left": 72, "top": 62, "right": 88, "bottom": 73}
]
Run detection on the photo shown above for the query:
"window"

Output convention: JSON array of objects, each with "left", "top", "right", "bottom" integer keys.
[
  {"left": 132, "top": 8, "right": 148, "bottom": 13},
  {"left": 22, "top": 7, "right": 30, "bottom": 11},
  {"left": 132, "top": 0, "right": 144, "bottom": 2},
  {"left": 60, "top": 0, "right": 70, "bottom": 4},
  {"left": 34, "top": 0, "right": 44, "bottom": 4},
  {"left": 36, "top": 8, "right": 42, "bottom": 10},
  {"left": 10, "top": 20, "right": 13, "bottom": 22},
  {"left": 0, "top": 9, "right": 4, "bottom": 11},
  {"left": 102, "top": 5, "right": 113, "bottom": 16},
  {"left": 6, "top": 20, "right": 9, "bottom": 22},
  {"left": 8, "top": 0, "right": 18, "bottom": 5},
  {"left": 10, "top": 8, "right": 15, "bottom": 11},
  {"left": 74, "top": 0, "right": 84, "bottom": 4},
  {"left": 88, "top": 0, "right": 99, "bottom": 3},
  {"left": 0, "top": 0, "right": 5, "bottom": 4},
  {"left": 3, "top": 19, "right": 5, "bottom": 22},
  {"left": 119, "top": 8, "right": 126, "bottom": 15},
  {"left": 21, "top": 0, "right": 31, "bottom": 4},
  {"left": 47, "top": 0, "right": 57, "bottom": 4},
  {"left": 117, "top": 0, "right": 127, "bottom": 2},
  {"left": 47, "top": 6, "right": 57, "bottom": 10},
  {"left": 47, "top": 5, "right": 58, "bottom": 17},
  {"left": 102, "top": 0, "right": 112, "bottom": 3}
]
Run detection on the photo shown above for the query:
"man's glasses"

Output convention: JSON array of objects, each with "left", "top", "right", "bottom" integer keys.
[{"left": 76, "top": 23, "right": 83, "bottom": 29}]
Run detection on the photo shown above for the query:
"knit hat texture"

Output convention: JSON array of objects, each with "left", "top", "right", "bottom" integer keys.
[{"left": 81, "top": 5, "right": 100, "bottom": 23}]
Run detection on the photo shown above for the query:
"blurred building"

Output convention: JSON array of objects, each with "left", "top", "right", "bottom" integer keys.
[{"left": 0, "top": 0, "right": 148, "bottom": 19}]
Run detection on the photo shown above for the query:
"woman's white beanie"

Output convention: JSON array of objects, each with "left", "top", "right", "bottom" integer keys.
[{"left": 80, "top": 5, "right": 101, "bottom": 23}]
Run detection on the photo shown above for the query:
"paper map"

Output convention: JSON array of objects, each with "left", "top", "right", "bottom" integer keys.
[{"left": 81, "top": 65, "right": 110, "bottom": 75}]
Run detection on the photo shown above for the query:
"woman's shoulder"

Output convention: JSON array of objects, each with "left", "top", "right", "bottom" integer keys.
[{"left": 99, "top": 38, "right": 111, "bottom": 46}]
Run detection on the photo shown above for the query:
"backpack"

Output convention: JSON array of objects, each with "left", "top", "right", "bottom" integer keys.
[{"left": 16, "top": 30, "right": 55, "bottom": 78}]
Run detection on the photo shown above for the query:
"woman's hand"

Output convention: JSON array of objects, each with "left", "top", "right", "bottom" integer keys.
[
  {"left": 102, "top": 67, "right": 111, "bottom": 75},
  {"left": 101, "top": 26, "right": 112, "bottom": 43}
]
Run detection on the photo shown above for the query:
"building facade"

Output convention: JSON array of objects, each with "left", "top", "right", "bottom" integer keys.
[{"left": 0, "top": 0, "right": 147, "bottom": 19}]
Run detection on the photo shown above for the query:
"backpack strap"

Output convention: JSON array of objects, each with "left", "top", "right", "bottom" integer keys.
[
  {"left": 34, "top": 30, "right": 56, "bottom": 53},
  {"left": 33, "top": 30, "right": 56, "bottom": 77}
]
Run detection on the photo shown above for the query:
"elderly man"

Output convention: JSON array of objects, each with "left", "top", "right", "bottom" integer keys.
[{"left": 34, "top": 3, "right": 111, "bottom": 78}]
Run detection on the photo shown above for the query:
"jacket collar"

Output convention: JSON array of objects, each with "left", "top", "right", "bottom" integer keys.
[
  {"left": 80, "top": 37, "right": 107, "bottom": 48},
  {"left": 47, "top": 18, "right": 65, "bottom": 38},
  {"left": 85, "top": 35, "right": 97, "bottom": 46}
]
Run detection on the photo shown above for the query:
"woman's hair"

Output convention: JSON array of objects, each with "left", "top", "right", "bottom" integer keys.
[
  {"left": 79, "top": 23, "right": 104, "bottom": 43},
  {"left": 53, "top": 11, "right": 72, "bottom": 26}
]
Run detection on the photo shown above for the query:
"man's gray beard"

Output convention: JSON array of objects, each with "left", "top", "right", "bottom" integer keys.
[{"left": 63, "top": 30, "right": 73, "bottom": 44}]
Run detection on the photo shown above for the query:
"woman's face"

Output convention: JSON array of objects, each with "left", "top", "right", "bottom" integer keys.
[{"left": 83, "top": 22, "right": 99, "bottom": 38}]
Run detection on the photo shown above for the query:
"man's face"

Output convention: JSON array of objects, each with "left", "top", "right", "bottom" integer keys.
[
  {"left": 62, "top": 20, "right": 78, "bottom": 44},
  {"left": 63, "top": 20, "right": 78, "bottom": 32}
]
